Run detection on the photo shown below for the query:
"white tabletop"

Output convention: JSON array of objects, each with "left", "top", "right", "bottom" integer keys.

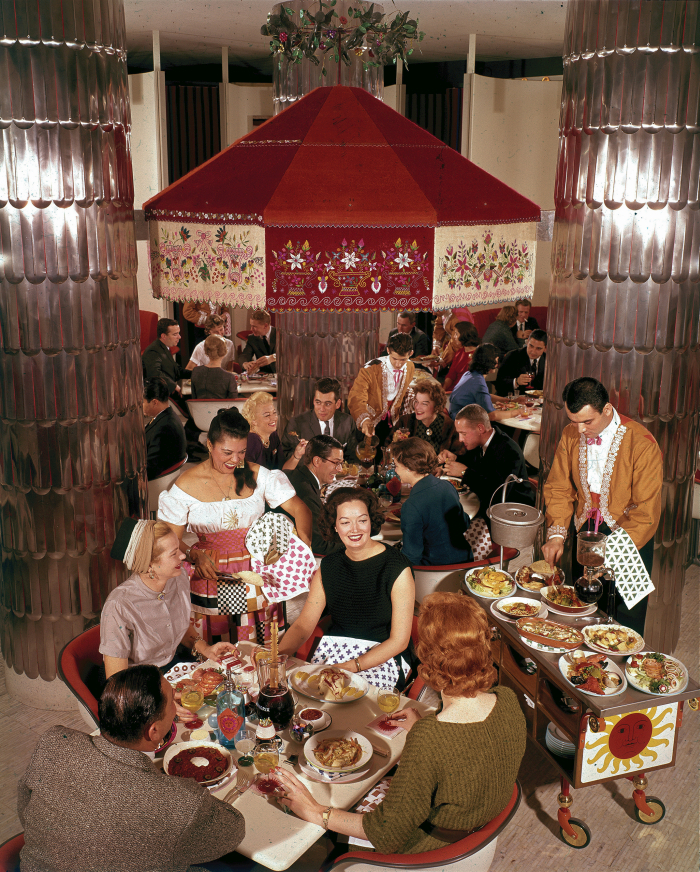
[
  {"left": 173, "top": 644, "right": 432, "bottom": 871},
  {"left": 237, "top": 375, "right": 277, "bottom": 395},
  {"left": 497, "top": 409, "right": 542, "bottom": 432},
  {"left": 376, "top": 487, "right": 480, "bottom": 543}
]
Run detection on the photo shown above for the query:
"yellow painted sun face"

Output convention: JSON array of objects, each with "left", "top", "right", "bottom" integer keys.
[{"left": 583, "top": 706, "right": 676, "bottom": 780}]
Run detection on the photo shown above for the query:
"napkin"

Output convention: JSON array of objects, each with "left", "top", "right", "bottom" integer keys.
[
  {"left": 366, "top": 713, "right": 404, "bottom": 739},
  {"left": 604, "top": 528, "right": 655, "bottom": 610}
]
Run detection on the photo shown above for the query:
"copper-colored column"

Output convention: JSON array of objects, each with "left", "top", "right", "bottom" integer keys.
[
  {"left": 0, "top": 1, "right": 145, "bottom": 679},
  {"left": 540, "top": 0, "right": 700, "bottom": 650}
]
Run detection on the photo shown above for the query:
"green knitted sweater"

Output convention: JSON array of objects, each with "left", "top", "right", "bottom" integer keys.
[{"left": 362, "top": 686, "right": 526, "bottom": 854}]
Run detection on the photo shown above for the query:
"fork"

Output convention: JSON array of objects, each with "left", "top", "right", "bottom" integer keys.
[
  {"left": 223, "top": 778, "right": 254, "bottom": 803},
  {"left": 283, "top": 754, "right": 298, "bottom": 766}
]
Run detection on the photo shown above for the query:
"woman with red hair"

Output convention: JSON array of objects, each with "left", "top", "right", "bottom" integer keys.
[{"left": 275, "top": 592, "right": 526, "bottom": 855}]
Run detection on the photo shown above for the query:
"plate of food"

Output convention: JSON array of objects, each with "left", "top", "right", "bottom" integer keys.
[
  {"left": 525, "top": 389, "right": 543, "bottom": 397},
  {"left": 582, "top": 624, "right": 645, "bottom": 656},
  {"left": 164, "top": 740, "right": 233, "bottom": 785},
  {"left": 559, "top": 651, "right": 627, "bottom": 696},
  {"left": 516, "top": 561, "right": 565, "bottom": 592},
  {"left": 439, "top": 476, "right": 467, "bottom": 493},
  {"left": 492, "top": 597, "right": 546, "bottom": 620},
  {"left": 495, "top": 401, "right": 522, "bottom": 411},
  {"left": 303, "top": 729, "right": 373, "bottom": 773},
  {"left": 165, "top": 662, "right": 226, "bottom": 700},
  {"left": 291, "top": 665, "right": 369, "bottom": 704},
  {"left": 464, "top": 567, "right": 515, "bottom": 599},
  {"left": 515, "top": 617, "right": 584, "bottom": 651},
  {"left": 625, "top": 652, "right": 688, "bottom": 696},
  {"left": 540, "top": 585, "right": 592, "bottom": 615}
]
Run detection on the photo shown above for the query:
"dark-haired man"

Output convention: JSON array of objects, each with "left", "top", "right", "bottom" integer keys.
[
  {"left": 240, "top": 309, "right": 276, "bottom": 374},
  {"left": 495, "top": 330, "right": 547, "bottom": 396},
  {"left": 511, "top": 298, "right": 540, "bottom": 345},
  {"left": 18, "top": 665, "right": 245, "bottom": 872},
  {"left": 542, "top": 377, "right": 662, "bottom": 634},
  {"left": 287, "top": 435, "right": 345, "bottom": 555},
  {"left": 143, "top": 378, "right": 187, "bottom": 480},
  {"left": 348, "top": 332, "right": 415, "bottom": 446},
  {"left": 281, "top": 377, "right": 358, "bottom": 462},
  {"left": 384, "top": 310, "right": 431, "bottom": 357},
  {"left": 142, "top": 318, "right": 189, "bottom": 395},
  {"left": 440, "top": 404, "right": 533, "bottom": 521}
]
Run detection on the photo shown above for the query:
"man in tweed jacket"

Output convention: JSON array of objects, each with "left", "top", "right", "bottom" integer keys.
[{"left": 18, "top": 665, "right": 245, "bottom": 872}]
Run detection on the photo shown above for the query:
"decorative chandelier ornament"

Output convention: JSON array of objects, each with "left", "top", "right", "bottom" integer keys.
[{"left": 263, "top": 1, "right": 423, "bottom": 113}]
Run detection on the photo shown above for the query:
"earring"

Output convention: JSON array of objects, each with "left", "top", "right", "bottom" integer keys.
[
  {"left": 148, "top": 566, "right": 156, "bottom": 579},
  {"left": 237, "top": 459, "right": 245, "bottom": 468}
]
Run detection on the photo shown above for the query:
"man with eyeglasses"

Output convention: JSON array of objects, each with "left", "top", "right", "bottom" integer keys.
[{"left": 287, "top": 436, "right": 345, "bottom": 556}]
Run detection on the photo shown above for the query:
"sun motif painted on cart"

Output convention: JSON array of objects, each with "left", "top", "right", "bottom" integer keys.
[{"left": 585, "top": 707, "right": 674, "bottom": 776}]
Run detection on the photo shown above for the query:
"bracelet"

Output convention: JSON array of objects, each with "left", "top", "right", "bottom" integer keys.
[
  {"left": 185, "top": 547, "right": 193, "bottom": 563},
  {"left": 192, "top": 636, "right": 206, "bottom": 661},
  {"left": 321, "top": 806, "right": 333, "bottom": 830},
  {"left": 354, "top": 657, "right": 362, "bottom": 673}
]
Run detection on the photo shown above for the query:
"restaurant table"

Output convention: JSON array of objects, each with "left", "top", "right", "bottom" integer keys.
[
  {"left": 237, "top": 375, "right": 277, "bottom": 395},
  {"left": 464, "top": 583, "right": 699, "bottom": 848},
  {"left": 166, "top": 642, "right": 433, "bottom": 870},
  {"left": 496, "top": 407, "right": 542, "bottom": 434}
]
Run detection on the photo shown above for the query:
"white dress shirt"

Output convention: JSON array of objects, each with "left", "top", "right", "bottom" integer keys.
[
  {"left": 317, "top": 415, "right": 334, "bottom": 437},
  {"left": 587, "top": 407, "right": 621, "bottom": 494},
  {"left": 381, "top": 357, "right": 406, "bottom": 402}
]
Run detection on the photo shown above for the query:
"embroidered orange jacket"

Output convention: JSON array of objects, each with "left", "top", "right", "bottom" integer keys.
[{"left": 543, "top": 415, "right": 662, "bottom": 549}]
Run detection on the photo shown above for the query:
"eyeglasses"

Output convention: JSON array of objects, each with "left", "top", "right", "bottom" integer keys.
[{"left": 323, "top": 458, "right": 344, "bottom": 468}]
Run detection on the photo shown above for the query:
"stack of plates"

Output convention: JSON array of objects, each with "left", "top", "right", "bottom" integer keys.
[{"left": 545, "top": 723, "right": 576, "bottom": 759}]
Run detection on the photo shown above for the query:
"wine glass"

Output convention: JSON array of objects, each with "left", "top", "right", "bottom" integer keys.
[
  {"left": 180, "top": 686, "right": 205, "bottom": 715},
  {"left": 234, "top": 729, "right": 257, "bottom": 764},
  {"left": 254, "top": 743, "right": 279, "bottom": 774},
  {"left": 378, "top": 494, "right": 393, "bottom": 511},
  {"left": 377, "top": 686, "right": 400, "bottom": 714}
]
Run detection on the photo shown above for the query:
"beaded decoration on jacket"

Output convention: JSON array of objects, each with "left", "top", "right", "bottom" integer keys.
[{"left": 574, "top": 425, "right": 627, "bottom": 532}]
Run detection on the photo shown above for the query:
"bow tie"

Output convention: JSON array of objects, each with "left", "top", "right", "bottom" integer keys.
[{"left": 586, "top": 436, "right": 602, "bottom": 446}]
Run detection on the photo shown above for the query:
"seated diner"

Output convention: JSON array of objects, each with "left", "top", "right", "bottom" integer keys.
[{"left": 275, "top": 592, "right": 526, "bottom": 854}]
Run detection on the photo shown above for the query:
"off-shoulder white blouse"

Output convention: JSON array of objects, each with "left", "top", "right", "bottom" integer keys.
[{"left": 157, "top": 466, "right": 295, "bottom": 534}]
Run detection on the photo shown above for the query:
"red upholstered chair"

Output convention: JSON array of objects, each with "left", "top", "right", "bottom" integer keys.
[
  {"left": 0, "top": 834, "right": 23, "bottom": 872},
  {"left": 236, "top": 329, "right": 252, "bottom": 355},
  {"left": 139, "top": 310, "right": 158, "bottom": 353},
  {"left": 329, "top": 781, "right": 521, "bottom": 872},
  {"left": 57, "top": 625, "right": 103, "bottom": 728},
  {"left": 412, "top": 547, "right": 519, "bottom": 604}
]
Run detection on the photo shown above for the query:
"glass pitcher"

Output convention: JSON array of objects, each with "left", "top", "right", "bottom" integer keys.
[
  {"left": 574, "top": 531, "right": 607, "bottom": 606},
  {"left": 256, "top": 654, "right": 295, "bottom": 731}
]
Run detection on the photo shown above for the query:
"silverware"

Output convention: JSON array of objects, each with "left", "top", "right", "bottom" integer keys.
[
  {"left": 283, "top": 754, "right": 299, "bottom": 766},
  {"left": 370, "top": 744, "right": 389, "bottom": 758},
  {"left": 223, "top": 778, "right": 254, "bottom": 803}
]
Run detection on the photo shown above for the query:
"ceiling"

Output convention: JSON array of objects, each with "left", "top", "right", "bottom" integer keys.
[{"left": 125, "top": 0, "right": 568, "bottom": 72}]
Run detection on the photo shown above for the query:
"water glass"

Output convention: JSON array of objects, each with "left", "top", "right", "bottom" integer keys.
[
  {"left": 254, "top": 743, "right": 279, "bottom": 774},
  {"left": 377, "top": 686, "right": 400, "bottom": 714}
]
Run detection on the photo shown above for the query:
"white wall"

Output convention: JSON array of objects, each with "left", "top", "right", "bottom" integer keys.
[
  {"left": 225, "top": 83, "right": 274, "bottom": 147},
  {"left": 468, "top": 75, "right": 561, "bottom": 308},
  {"left": 129, "top": 72, "right": 167, "bottom": 317}
]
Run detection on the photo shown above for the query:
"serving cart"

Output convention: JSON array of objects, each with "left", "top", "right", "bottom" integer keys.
[{"left": 466, "top": 586, "right": 699, "bottom": 849}]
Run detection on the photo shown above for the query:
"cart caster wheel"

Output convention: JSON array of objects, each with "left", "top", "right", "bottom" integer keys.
[
  {"left": 560, "top": 819, "right": 591, "bottom": 848},
  {"left": 634, "top": 797, "right": 666, "bottom": 825}
]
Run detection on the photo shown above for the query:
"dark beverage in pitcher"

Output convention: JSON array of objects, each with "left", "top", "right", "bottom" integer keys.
[{"left": 257, "top": 685, "right": 294, "bottom": 731}]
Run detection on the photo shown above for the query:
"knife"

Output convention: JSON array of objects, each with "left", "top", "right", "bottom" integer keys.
[
  {"left": 223, "top": 778, "right": 254, "bottom": 803},
  {"left": 370, "top": 743, "right": 389, "bottom": 758}
]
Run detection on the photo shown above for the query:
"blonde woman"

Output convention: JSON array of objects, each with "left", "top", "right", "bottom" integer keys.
[
  {"left": 190, "top": 335, "right": 238, "bottom": 399},
  {"left": 242, "top": 391, "right": 307, "bottom": 470},
  {"left": 100, "top": 518, "right": 236, "bottom": 699}
]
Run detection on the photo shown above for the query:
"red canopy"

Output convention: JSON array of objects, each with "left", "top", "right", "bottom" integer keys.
[{"left": 146, "top": 86, "right": 540, "bottom": 311}]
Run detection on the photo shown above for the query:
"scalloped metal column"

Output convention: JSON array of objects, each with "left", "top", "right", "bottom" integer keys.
[
  {"left": 540, "top": 0, "right": 700, "bottom": 651},
  {"left": 276, "top": 311, "right": 379, "bottom": 429},
  {"left": 0, "top": 0, "right": 146, "bottom": 682}
]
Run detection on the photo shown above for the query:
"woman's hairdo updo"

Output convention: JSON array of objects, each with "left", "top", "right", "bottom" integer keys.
[
  {"left": 207, "top": 407, "right": 255, "bottom": 496},
  {"left": 391, "top": 437, "right": 440, "bottom": 477},
  {"left": 318, "top": 487, "right": 384, "bottom": 542},
  {"left": 208, "top": 407, "right": 250, "bottom": 444},
  {"left": 417, "top": 592, "right": 497, "bottom": 697}
]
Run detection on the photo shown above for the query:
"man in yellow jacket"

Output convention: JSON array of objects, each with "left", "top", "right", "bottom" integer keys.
[{"left": 542, "top": 377, "right": 662, "bottom": 634}]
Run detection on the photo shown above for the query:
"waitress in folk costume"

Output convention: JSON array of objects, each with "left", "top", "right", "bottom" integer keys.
[
  {"left": 158, "top": 407, "right": 312, "bottom": 644},
  {"left": 542, "top": 378, "right": 662, "bottom": 635},
  {"left": 347, "top": 332, "right": 416, "bottom": 447}
]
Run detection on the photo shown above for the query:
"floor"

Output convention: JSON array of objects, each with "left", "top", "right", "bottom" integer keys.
[{"left": 2, "top": 563, "right": 698, "bottom": 872}]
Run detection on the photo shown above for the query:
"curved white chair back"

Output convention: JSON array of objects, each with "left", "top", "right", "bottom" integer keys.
[
  {"left": 186, "top": 398, "right": 246, "bottom": 433},
  {"left": 522, "top": 432, "right": 540, "bottom": 469},
  {"left": 148, "top": 459, "right": 186, "bottom": 519},
  {"left": 413, "top": 566, "right": 468, "bottom": 603},
  {"left": 168, "top": 399, "right": 188, "bottom": 426},
  {"left": 331, "top": 841, "right": 498, "bottom": 872},
  {"left": 692, "top": 481, "right": 700, "bottom": 520}
]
